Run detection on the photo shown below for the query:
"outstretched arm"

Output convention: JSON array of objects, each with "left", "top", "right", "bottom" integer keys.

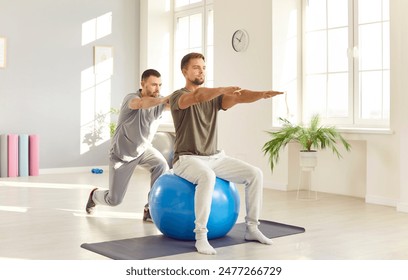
[
  {"left": 129, "top": 95, "right": 170, "bottom": 110},
  {"left": 221, "top": 89, "right": 284, "bottom": 110},
  {"left": 177, "top": 86, "right": 241, "bottom": 110}
]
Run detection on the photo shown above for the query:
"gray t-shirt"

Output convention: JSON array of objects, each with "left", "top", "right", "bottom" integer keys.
[
  {"left": 110, "top": 90, "right": 165, "bottom": 160},
  {"left": 170, "top": 88, "right": 224, "bottom": 164}
]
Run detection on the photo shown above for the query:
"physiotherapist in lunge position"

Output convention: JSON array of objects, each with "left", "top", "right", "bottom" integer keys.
[
  {"left": 170, "top": 52, "right": 284, "bottom": 255},
  {"left": 86, "top": 69, "right": 170, "bottom": 222}
]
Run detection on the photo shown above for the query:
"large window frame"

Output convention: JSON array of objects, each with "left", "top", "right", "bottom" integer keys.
[
  {"left": 173, "top": 0, "right": 214, "bottom": 90},
  {"left": 272, "top": 0, "right": 390, "bottom": 129}
]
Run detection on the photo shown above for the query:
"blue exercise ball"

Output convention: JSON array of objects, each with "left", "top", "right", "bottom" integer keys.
[{"left": 149, "top": 172, "right": 240, "bottom": 241}]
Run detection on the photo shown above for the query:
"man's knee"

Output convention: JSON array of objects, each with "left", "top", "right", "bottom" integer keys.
[
  {"left": 106, "top": 195, "right": 123, "bottom": 206},
  {"left": 159, "top": 159, "right": 170, "bottom": 172},
  {"left": 197, "top": 170, "right": 216, "bottom": 188},
  {"left": 249, "top": 165, "right": 263, "bottom": 182},
  {"left": 151, "top": 157, "right": 169, "bottom": 173}
]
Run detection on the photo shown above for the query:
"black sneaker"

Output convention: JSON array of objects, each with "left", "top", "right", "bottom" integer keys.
[
  {"left": 143, "top": 207, "right": 153, "bottom": 222},
  {"left": 86, "top": 188, "right": 98, "bottom": 214}
]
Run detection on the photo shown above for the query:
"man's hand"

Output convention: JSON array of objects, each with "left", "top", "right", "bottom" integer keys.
[
  {"left": 262, "top": 90, "right": 285, "bottom": 99},
  {"left": 221, "top": 89, "right": 284, "bottom": 110},
  {"left": 161, "top": 95, "right": 170, "bottom": 104}
]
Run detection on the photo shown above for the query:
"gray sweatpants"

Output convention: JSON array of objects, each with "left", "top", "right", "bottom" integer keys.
[{"left": 92, "top": 147, "right": 169, "bottom": 207}]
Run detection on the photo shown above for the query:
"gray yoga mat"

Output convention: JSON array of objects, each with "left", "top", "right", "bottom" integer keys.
[
  {"left": 81, "top": 220, "right": 305, "bottom": 260},
  {"left": 0, "top": 134, "right": 7, "bottom": 177}
]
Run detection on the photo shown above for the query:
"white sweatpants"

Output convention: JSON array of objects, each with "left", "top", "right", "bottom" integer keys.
[{"left": 173, "top": 151, "right": 263, "bottom": 235}]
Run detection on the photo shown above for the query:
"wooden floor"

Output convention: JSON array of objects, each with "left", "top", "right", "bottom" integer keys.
[{"left": 1, "top": 169, "right": 408, "bottom": 260}]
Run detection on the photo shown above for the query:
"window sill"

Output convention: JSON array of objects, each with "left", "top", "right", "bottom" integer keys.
[
  {"left": 336, "top": 127, "right": 394, "bottom": 135},
  {"left": 268, "top": 126, "right": 394, "bottom": 135}
]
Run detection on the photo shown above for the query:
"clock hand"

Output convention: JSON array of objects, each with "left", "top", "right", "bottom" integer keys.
[{"left": 238, "top": 32, "right": 244, "bottom": 41}]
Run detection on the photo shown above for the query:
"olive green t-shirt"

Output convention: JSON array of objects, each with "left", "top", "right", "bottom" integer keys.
[{"left": 170, "top": 88, "right": 224, "bottom": 164}]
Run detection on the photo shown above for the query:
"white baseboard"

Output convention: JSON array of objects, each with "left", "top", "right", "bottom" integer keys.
[
  {"left": 365, "top": 195, "right": 397, "bottom": 208},
  {"left": 397, "top": 202, "right": 408, "bottom": 213},
  {"left": 263, "top": 180, "right": 288, "bottom": 191}
]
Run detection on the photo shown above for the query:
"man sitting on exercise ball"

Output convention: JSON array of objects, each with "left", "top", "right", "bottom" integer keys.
[{"left": 170, "top": 52, "right": 284, "bottom": 255}]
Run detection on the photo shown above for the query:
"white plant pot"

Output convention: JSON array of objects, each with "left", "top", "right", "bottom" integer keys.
[{"left": 299, "top": 150, "right": 318, "bottom": 171}]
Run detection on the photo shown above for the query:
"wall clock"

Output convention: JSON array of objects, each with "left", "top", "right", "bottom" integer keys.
[{"left": 232, "top": 29, "right": 249, "bottom": 52}]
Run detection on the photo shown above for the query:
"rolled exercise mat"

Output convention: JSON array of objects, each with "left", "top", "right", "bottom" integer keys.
[
  {"left": 0, "top": 134, "right": 8, "bottom": 177},
  {"left": 29, "top": 134, "right": 39, "bottom": 176},
  {"left": 19, "top": 134, "right": 29, "bottom": 177},
  {"left": 8, "top": 134, "right": 19, "bottom": 177}
]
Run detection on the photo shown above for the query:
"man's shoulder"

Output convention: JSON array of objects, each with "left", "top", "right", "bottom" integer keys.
[
  {"left": 170, "top": 88, "right": 187, "bottom": 106},
  {"left": 122, "top": 91, "right": 139, "bottom": 99},
  {"left": 171, "top": 88, "right": 187, "bottom": 97}
]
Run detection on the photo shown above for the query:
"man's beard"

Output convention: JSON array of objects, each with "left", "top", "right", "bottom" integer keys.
[
  {"left": 191, "top": 78, "right": 205, "bottom": 86},
  {"left": 146, "top": 90, "right": 159, "bottom": 97}
]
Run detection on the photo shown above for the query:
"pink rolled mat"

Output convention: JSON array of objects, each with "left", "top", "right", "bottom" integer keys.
[
  {"left": 29, "top": 134, "right": 39, "bottom": 176},
  {"left": 8, "top": 134, "right": 19, "bottom": 177}
]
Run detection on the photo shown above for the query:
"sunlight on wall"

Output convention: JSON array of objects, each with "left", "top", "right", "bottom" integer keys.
[
  {"left": 81, "top": 12, "right": 112, "bottom": 46},
  {"left": 80, "top": 12, "right": 113, "bottom": 155},
  {"left": 80, "top": 67, "right": 112, "bottom": 154}
]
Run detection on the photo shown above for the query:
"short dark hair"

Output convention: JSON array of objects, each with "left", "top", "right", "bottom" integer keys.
[
  {"left": 180, "top": 53, "right": 205, "bottom": 71},
  {"left": 141, "top": 69, "right": 161, "bottom": 81}
]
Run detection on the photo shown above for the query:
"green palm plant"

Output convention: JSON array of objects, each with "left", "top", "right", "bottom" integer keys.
[{"left": 262, "top": 114, "right": 351, "bottom": 172}]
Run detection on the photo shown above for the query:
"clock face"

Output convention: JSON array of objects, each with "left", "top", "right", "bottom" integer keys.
[{"left": 232, "top": 29, "right": 249, "bottom": 52}]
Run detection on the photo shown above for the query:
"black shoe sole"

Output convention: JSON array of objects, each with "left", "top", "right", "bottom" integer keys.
[{"left": 86, "top": 188, "right": 98, "bottom": 214}]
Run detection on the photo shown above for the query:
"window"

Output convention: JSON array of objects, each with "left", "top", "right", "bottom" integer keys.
[
  {"left": 305, "top": 0, "right": 389, "bottom": 127},
  {"left": 173, "top": 0, "right": 214, "bottom": 89},
  {"left": 356, "top": 0, "right": 390, "bottom": 125},
  {"left": 304, "top": 0, "right": 350, "bottom": 124},
  {"left": 175, "top": 0, "right": 202, "bottom": 8},
  {"left": 272, "top": 0, "right": 390, "bottom": 128}
]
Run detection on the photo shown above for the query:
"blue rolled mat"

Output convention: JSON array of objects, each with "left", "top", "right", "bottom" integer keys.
[{"left": 19, "top": 134, "right": 29, "bottom": 177}]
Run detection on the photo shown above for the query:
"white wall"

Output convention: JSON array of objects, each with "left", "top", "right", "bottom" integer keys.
[
  {"left": 392, "top": 0, "right": 408, "bottom": 212},
  {"left": 0, "top": 0, "right": 139, "bottom": 168}
]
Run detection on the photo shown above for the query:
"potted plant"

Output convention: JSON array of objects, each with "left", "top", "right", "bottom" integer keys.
[{"left": 262, "top": 114, "right": 351, "bottom": 172}]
